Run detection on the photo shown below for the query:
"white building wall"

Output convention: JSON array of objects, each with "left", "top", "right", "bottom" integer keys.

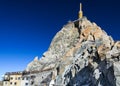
[
  {"left": 21, "top": 77, "right": 30, "bottom": 86},
  {"left": 3, "top": 81, "right": 9, "bottom": 86}
]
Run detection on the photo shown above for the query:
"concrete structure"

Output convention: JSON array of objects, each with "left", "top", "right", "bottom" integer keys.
[{"left": 79, "top": 3, "right": 83, "bottom": 19}]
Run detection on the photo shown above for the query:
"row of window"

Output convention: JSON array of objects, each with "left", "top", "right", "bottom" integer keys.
[
  {"left": 10, "top": 82, "right": 17, "bottom": 85},
  {"left": 10, "top": 77, "right": 29, "bottom": 80},
  {"left": 5, "top": 82, "right": 28, "bottom": 85}
]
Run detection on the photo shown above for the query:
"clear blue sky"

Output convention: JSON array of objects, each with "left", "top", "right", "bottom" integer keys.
[{"left": 0, "top": 0, "right": 120, "bottom": 79}]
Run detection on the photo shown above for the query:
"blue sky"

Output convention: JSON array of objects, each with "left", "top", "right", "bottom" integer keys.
[{"left": 0, "top": 0, "right": 120, "bottom": 79}]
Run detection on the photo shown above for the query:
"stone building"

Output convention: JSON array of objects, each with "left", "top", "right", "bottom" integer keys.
[
  {"left": 2, "top": 70, "right": 52, "bottom": 86},
  {"left": 3, "top": 72, "right": 23, "bottom": 86},
  {"left": 2, "top": 71, "right": 32, "bottom": 86}
]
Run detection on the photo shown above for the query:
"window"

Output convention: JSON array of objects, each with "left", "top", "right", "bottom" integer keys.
[
  {"left": 25, "top": 83, "right": 28, "bottom": 85},
  {"left": 31, "top": 75, "right": 35, "bottom": 79},
  {"left": 26, "top": 77, "right": 29, "bottom": 80},
  {"left": 22, "top": 77, "right": 24, "bottom": 80},
  {"left": 57, "top": 67, "right": 60, "bottom": 75},
  {"left": 14, "top": 82, "right": 17, "bottom": 85},
  {"left": 10, "top": 82, "right": 12, "bottom": 85},
  {"left": 10, "top": 77, "right": 13, "bottom": 80},
  {"left": 31, "top": 81, "right": 34, "bottom": 85},
  {"left": 18, "top": 77, "right": 21, "bottom": 80}
]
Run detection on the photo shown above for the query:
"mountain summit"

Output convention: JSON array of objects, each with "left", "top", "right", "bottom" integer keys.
[{"left": 26, "top": 4, "right": 120, "bottom": 86}]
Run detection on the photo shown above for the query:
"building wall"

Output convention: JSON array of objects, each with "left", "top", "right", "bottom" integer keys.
[
  {"left": 21, "top": 76, "right": 29, "bottom": 86},
  {"left": 9, "top": 74, "right": 22, "bottom": 86},
  {"left": 3, "top": 74, "right": 10, "bottom": 86},
  {"left": 3, "top": 81, "right": 9, "bottom": 86},
  {"left": 3, "top": 73, "right": 22, "bottom": 86},
  {"left": 3, "top": 70, "right": 53, "bottom": 86}
]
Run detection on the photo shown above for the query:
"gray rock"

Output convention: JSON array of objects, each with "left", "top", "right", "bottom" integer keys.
[
  {"left": 25, "top": 17, "right": 120, "bottom": 86},
  {"left": 114, "top": 62, "right": 120, "bottom": 86}
]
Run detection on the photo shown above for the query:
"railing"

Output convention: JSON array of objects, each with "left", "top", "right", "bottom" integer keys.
[
  {"left": 22, "top": 68, "right": 54, "bottom": 75},
  {"left": 2, "top": 78, "right": 10, "bottom": 81}
]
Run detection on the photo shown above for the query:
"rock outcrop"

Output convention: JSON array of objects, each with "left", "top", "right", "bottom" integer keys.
[{"left": 26, "top": 17, "right": 120, "bottom": 86}]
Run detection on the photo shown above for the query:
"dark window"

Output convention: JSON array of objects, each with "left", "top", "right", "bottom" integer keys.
[
  {"left": 14, "top": 82, "right": 17, "bottom": 85},
  {"left": 25, "top": 83, "right": 28, "bottom": 85},
  {"left": 26, "top": 77, "right": 29, "bottom": 80},
  {"left": 22, "top": 77, "right": 24, "bottom": 80},
  {"left": 31, "top": 75, "right": 35, "bottom": 79},
  {"left": 31, "top": 81, "right": 34, "bottom": 85},
  {"left": 57, "top": 67, "right": 60, "bottom": 75},
  {"left": 10, "top": 82, "right": 12, "bottom": 85},
  {"left": 10, "top": 77, "right": 13, "bottom": 80},
  {"left": 18, "top": 77, "right": 21, "bottom": 80}
]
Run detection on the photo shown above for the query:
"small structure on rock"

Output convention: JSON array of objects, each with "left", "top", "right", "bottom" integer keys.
[{"left": 79, "top": 3, "right": 83, "bottom": 19}]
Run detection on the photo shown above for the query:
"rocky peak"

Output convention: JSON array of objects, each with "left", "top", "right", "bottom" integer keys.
[
  {"left": 50, "top": 18, "right": 119, "bottom": 86},
  {"left": 26, "top": 17, "right": 120, "bottom": 86},
  {"left": 26, "top": 56, "right": 41, "bottom": 71},
  {"left": 34, "top": 56, "right": 39, "bottom": 61}
]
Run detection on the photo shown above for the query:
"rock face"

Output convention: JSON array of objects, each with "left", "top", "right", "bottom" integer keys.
[{"left": 26, "top": 17, "right": 120, "bottom": 86}]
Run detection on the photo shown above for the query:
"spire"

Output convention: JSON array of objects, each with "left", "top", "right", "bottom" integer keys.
[
  {"left": 80, "top": 3, "right": 82, "bottom": 12},
  {"left": 79, "top": 3, "right": 83, "bottom": 19}
]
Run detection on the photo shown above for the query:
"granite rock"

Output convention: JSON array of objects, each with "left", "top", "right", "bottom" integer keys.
[{"left": 26, "top": 17, "right": 120, "bottom": 86}]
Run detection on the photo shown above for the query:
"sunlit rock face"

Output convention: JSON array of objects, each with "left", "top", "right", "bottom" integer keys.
[{"left": 26, "top": 17, "right": 120, "bottom": 86}]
